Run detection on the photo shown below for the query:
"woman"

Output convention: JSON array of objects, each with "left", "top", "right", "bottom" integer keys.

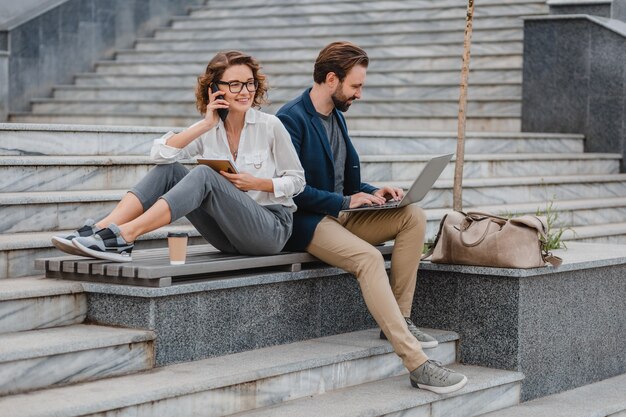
[{"left": 51, "top": 51, "right": 305, "bottom": 262}]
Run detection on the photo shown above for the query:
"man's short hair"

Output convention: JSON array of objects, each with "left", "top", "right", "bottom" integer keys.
[{"left": 313, "top": 41, "right": 369, "bottom": 84}]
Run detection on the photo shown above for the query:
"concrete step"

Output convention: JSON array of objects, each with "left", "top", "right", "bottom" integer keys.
[
  {"left": 168, "top": 8, "right": 540, "bottom": 31},
  {"left": 134, "top": 29, "right": 524, "bottom": 51},
  {"left": 0, "top": 123, "right": 172, "bottom": 156},
  {"left": 479, "top": 372, "right": 626, "bottom": 417},
  {"left": 0, "top": 156, "right": 195, "bottom": 192},
  {"left": 153, "top": 25, "right": 521, "bottom": 44},
  {"left": 29, "top": 97, "right": 522, "bottom": 119},
  {"left": 53, "top": 84, "right": 522, "bottom": 102},
  {"left": 234, "top": 366, "right": 523, "bottom": 417},
  {"left": 0, "top": 225, "right": 203, "bottom": 279},
  {"left": 9, "top": 112, "right": 523, "bottom": 132},
  {"left": 199, "top": 0, "right": 543, "bottom": 8},
  {"left": 0, "top": 324, "right": 155, "bottom": 396},
  {"left": 562, "top": 222, "right": 626, "bottom": 244},
  {"left": 350, "top": 131, "right": 585, "bottom": 155},
  {"left": 113, "top": 41, "right": 523, "bottom": 62},
  {"left": 101, "top": 53, "right": 522, "bottom": 70},
  {"left": 0, "top": 328, "right": 459, "bottom": 416},
  {"left": 188, "top": 0, "right": 545, "bottom": 20},
  {"left": 0, "top": 124, "right": 584, "bottom": 156},
  {"left": 0, "top": 277, "right": 85, "bottom": 334},
  {"left": 361, "top": 153, "right": 620, "bottom": 182},
  {"left": 382, "top": 173, "right": 626, "bottom": 209},
  {"left": 0, "top": 153, "right": 618, "bottom": 193},
  {"left": 74, "top": 68, "right": 522, "bottom": 87}
]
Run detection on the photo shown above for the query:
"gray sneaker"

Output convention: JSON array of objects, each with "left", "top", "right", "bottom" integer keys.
[
  {"left": 51, "top": 219, "right": 100, "bottom": 256},
  {"left": 410, "top": 360, "right": 468, "bottom": 394},
  {"left": 380, "top": 317, "right": 439, "bottom": 348}
]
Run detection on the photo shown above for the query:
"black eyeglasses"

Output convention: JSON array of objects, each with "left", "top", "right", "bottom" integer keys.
[{"left": 215, "top": 79, "right": 258, "bottom": 93}]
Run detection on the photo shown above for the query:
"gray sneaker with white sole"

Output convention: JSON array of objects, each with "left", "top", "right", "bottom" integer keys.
[{"left": 410, "top": 360, "right": 468, "bottom": 394}]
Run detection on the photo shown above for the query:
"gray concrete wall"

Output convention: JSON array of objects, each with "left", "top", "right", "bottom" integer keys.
[
  {"left": 0, "top": 0, "right": 205, "bottom": 119},
  {"left": 521, "top": 15, "right": 626, "bottom": 170}
]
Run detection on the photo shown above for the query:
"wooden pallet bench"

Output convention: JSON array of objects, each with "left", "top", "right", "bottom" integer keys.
[{"left": 36, "top": 244, "right": 394, "bottom": 287}]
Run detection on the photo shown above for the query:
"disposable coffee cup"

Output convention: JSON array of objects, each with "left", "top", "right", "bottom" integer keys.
[{"left": 167, "top": 232, "right": 188, "bottom": 265}]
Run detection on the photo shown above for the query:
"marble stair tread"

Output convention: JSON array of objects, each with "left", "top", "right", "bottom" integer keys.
[
  {"left": 479, "top": 373, "right": 626, "bottom": 417},
  {"left": 0, "top": 276, "right": 83, "bottom": 302},
  {"left": 0, "top": 189, "right": 126, "bottom": 205},
  {"left": 377, "top": 173, "right": 626, "bottom": 189},
  {"left": 194, "top": 0, "right": 544, "bottom": 9},
  {"left": 424, "top": 196, "right": 626, "bottom": 220},
  {"left": 0, "top": 328, "right": 458, "bottom": 417},
  {"left": 3, "top": 153, "right": 616, "bottom": 166},
  {"left": 563, "top": 222, "right": 626, "bottom": 239},
  {"left": 0, "top": 224, "right": 202, "bottom": 251},
  {"left": 233, "top": 365, "right": 524, "bottom": 417},
  {"left": 0, "top": 324, "right": 155, "bottom": 362},
  {"left": 187, "top": 0, "right": 545, "bottom": 15},
  {"left": 359, "top": 153, "right": 620, "bottom": 162}
]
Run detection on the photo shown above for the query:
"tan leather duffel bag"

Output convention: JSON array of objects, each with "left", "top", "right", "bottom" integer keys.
[{"left": 427, "top": 211, "right": 562, "bottom": 268}]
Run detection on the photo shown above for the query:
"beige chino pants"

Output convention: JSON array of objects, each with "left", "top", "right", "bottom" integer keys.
[{"left": 306, "top": 204, "right": 429, "bottom": 371}]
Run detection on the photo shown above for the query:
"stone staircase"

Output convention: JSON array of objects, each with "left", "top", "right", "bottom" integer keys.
[
  {"left": 0, "top": 277, "right": 525, "bottom": 416},
  {"left": 9, "top": 0, "right": 544, "bottom": 131}
]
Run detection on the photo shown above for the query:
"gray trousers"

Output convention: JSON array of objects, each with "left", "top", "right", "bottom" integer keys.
[{"left": 130, "top": 163, "right": 293, "bottom": 255}]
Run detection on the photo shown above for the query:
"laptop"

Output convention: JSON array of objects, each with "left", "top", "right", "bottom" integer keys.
[{"left": 342, "top": 153, "right": 453, "bottom": 212}]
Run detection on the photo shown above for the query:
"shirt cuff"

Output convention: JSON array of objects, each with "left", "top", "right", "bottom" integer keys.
[{"left": 341, "top": 196, "right": 351, "bottom": 210}]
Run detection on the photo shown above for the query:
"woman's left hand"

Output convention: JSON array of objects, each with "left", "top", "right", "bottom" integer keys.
[{"left": 220, "top": 171, "right": 260, "bottom": 191}]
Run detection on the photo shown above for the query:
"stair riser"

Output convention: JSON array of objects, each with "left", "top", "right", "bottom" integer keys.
[
  {"left": 170, "top": 11, "right": 534, "bottom": 30},
  {"left": 0, "top": 341, "right": 154, "bottom": 396},
  {"left": 54, "top": 85, "right": 522, "bottom": 102},
  {"left": 206, "top": 0, "right": 543, "bottom": 8},
  {"left": 421, "top": 181, "right": 626, "bottom": 209},
  {"left": 155, "top": 26, "right": 521, "bottom": 43},
  {"left": 352, "top": 137, "right": 584, "bottom": 155},
  {"left": 0, "top": 130, "right": 158, "bottom": 157},
  {"left": 136, "top": 29, "right": 523, "bottom": 51},
  {"left": 0, "top": 129, "right": 582, "bottom": 157},
  {"left": 100, "top": 55, "right": 521, "bottom": 72},
  {"left": 164, "top": 18, "right": 523, "bottom": 40},
  {"left": 31, "top": 100, "right": 522, "bottom": 118},
  {"left": 85, "top": 344, "right": 455, "bottom": 417},
  {"left": 571, "top": 235, "right": 626, "bottom": 244},
  {"left": 362, "top": 159, "right": 619, "bottom": 182},
  {"left": 383, "top": 381, "right": 520, "bottom": 417},
  {"left": 114, "top": 42, "right": 523, "bottom": 62},
  {"left": 76, "top": 69, "right": 521, "bottom": 88},
  {"left": 9, "top": 114, "right": 522, "bottom": 131},
  {"left": 0, "top": 294, "right": 86, "bottom": 334},
  {"left": 347, "top": 116, "right": 522, "bottom": 132},
  {"left": 0, "top": 342, "right": 154, "bottom": 395},
  {"left": 189, "top": 2, "right": 545, "bottom": 20},
  {"left": 1, "top": 200, "right": 190, "bottom": 234},
  {"left": 1, "top": 159, "right": 616, "bottom": 194}
]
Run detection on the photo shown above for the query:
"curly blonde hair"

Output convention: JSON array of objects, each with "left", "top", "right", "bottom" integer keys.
[{"left": 195, "top": 51, "right": 268, "bottom": 114}]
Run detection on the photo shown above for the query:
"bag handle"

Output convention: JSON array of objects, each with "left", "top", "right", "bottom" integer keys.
[{"left": 459, "top": 219, "right": 492, "bottom": 247}]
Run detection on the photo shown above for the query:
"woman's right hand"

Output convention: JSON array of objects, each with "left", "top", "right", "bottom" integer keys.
[{"left": 204, "top": 88, "right": 230, "bottom": 128}]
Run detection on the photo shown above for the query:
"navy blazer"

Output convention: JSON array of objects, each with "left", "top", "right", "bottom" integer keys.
[{"left": 277, "top": 88, "right": 377, "bottom": 251}]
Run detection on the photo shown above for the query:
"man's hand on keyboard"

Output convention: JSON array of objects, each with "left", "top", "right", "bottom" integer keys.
[
  {"left": 349, "top": 192, "right": 386, "bottom": 208},
  {"left": 374, "top": 186, "right": 404, "bottom": 202}
]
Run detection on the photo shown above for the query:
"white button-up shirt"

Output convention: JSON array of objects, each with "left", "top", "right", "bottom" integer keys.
[{"left": 150, "top": 108, "right": 305, "bottom": 209}]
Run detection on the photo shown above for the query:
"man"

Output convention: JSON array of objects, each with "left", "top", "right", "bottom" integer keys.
[{"left": 277, "top": 41, "right": 467, "bottom": 394}]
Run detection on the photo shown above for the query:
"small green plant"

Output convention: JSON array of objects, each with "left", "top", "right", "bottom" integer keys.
[{"left": 535, "top": 200, "right": 571, "bottom": 251}]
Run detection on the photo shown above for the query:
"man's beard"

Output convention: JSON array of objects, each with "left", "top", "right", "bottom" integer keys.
[{"left": 331, "top": 87, "right": 356, "bottom": 112}]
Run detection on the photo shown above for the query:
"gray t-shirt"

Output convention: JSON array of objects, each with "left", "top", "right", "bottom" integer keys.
[{"left": 318, "top": 112, "right": 351, "bottom": 209}]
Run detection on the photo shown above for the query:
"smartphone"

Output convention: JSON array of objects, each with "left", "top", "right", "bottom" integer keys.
[{"left": 211, "top": 83, "right": 229, "bottom": 122}]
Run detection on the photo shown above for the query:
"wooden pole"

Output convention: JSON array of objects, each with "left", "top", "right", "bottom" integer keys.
[{"left": 453, "top": 0, "right": 475, "bottom": 211}]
